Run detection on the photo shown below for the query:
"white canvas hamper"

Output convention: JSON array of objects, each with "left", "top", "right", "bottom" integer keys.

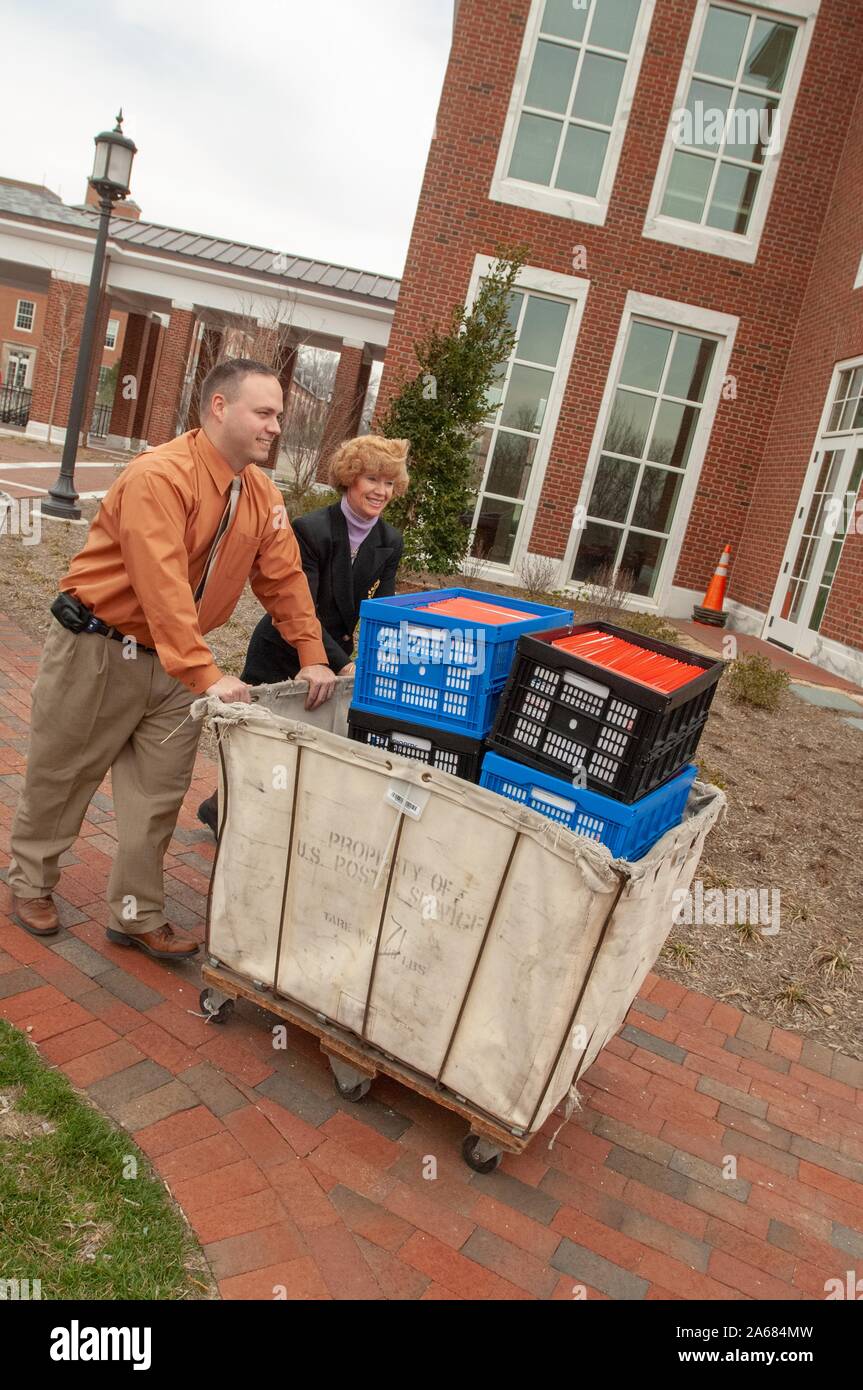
[{"left": 197, "top": 682, "right": 724, "bottom": 1138}]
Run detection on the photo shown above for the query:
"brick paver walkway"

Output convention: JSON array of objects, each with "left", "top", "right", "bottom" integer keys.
[{"left": 1, "top": 612, "right": 862, "bottom": 1301}]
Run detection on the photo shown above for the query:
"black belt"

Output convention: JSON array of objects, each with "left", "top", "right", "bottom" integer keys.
[
  {"left": 50, "top": 593, "right": 157, "bottom": 655},
  {"left": 83, "top": 615, "right": 157, "bottom": 654}
]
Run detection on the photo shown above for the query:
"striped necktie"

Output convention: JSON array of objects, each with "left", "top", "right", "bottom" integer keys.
[{"left": 194, "top": 476, "right": 241, "bottom": 605}]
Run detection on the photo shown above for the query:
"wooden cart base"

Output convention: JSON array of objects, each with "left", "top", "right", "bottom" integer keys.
[{"left": 200, "top": 961, "right": 535, "bottom": 1172}]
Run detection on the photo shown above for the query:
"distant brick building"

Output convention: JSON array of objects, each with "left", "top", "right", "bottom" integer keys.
[
  {"left": 0, "top": 180, "right": 127, "bottom": 409},
  {"left": 0, "top": 176, "right": 396, "bottom": 464},
  {"left": 379, "top": 0, "right": 863, "bottom": 683}
]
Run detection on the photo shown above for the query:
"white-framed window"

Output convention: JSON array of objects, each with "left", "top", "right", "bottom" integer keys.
[
  {"left": 490, "top": 0, "right": 657, "bottom": 226},
  {"left": 15, "top": 299, "right": 35, "bottom": 332},
  {"left": 5, "top": 348, "right": 33, "bottom": 389},
  {"left": 764, "top": 356, "right": 863, "bottom": 654},
  {"left": 104, "top": 318, "right": 120, "bottom": 349},
  {"left": 643, "top": 0, "right": 821, "bottom": 264},
  {"left": 465, "top": 255, "right": 590, "bottom": 574},
  {"left": 855, "top": 251, "right": 863, "bottom": 291},
  {"left": 562, "top": 292, "right": 739, "bottom": 607}
]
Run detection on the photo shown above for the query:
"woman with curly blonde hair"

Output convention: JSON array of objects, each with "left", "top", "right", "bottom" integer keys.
[{"left": 197, "top": 434, "right": 409, "bottom": 833}]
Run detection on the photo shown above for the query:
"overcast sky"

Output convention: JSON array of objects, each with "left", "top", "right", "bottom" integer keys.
[{"left": 0, "top": 0, "right": 453, "bottom": 278}]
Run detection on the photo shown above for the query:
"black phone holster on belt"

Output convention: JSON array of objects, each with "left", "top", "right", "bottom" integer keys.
[{"left": 50, "top": 592, "right": 94, "bottom": 633}]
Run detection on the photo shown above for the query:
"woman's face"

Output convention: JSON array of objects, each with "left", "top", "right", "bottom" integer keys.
[{"left": 347, "top": 472, "right": 395, "bottom": 520}]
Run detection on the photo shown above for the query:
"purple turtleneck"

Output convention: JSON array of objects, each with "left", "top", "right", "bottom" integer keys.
[{"left": 341, "top": 493, "right": 378, "bottom": 559}]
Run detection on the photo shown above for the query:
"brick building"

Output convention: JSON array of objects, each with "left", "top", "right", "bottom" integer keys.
[
  {"left": 378, "top": 0, "right": 863, "bottom": 683},
  {"left": 0, "top": 181, "right": 127, "bottom": 413}
]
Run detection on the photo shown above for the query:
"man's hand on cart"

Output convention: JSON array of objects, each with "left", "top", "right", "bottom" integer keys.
[
  {"left": 206, "top": 676, "right": 252, "bottom": 704},
  {"left": 297, "top": 664, "right": 337, "bottom": 709}
]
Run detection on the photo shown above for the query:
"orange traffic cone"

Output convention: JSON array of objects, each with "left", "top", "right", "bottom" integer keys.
[{"left": 693, "top": 544, "right": 731, "bottom": 627}]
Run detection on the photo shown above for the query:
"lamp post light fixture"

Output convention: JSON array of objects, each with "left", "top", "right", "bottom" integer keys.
[{"left": 42, "top": 112, "right": 137, "bottom": 520}]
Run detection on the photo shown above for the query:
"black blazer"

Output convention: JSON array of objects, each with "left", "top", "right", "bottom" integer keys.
[{"left": 242, "top": 501, "right": 402, "bottom": 685}]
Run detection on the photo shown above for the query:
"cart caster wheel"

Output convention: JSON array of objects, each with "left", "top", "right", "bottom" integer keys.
[
  {"left": 199, "top": 988, "right": 234, "bottom": 1025},
  {"left": 462, "top": 1135, "right": 502, "bottom": 1174},
  {"left": 333, "top": 1075, "right": 372, "bottom": 1102}
]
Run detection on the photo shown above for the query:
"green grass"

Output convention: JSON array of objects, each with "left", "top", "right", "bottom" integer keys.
[{"left": 0, "top": 1019, "right": 212, "bottom": 1300}]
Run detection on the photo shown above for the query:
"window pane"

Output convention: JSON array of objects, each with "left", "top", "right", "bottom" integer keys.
[
  {"left": 604, "top": 389, "right": 654, "bottom": 458},
  {"left": 541, "top": 0, "right": 589, "bottom": 43},
  {"left": 526, "top": 40, "right": 579, "bottom": 113},
  {"left": 505, "top": 291, "right": 524, "bottom": 334},
  {"left": 509, "top": 112, "right": 561, "bottom": 184},
  {"left": 832, "top": 368, "right": 853, "bottom": 405},
  {"left": 631, "top": 466, "right": 683, "bottom": 533},
  {"left": 665, "top": 333, "right": 716, "bottom": 403},
  {"left": 695, "top": 4, "right": 749, "bottom": 81},
  {"left": 661, "top": 150, "right": 713, "bottom": 222},
  {"left": 821, "top": 536, "right": 844, "bottom": 582},
  {"left": 839, "top": 396, "right": 859, "bottom": 431},
  {"left": 555, "top": 123, "right": 609, "bottom": 196},
  {"left": 571, "top": 520, "right": 623, "bottom": 582},
  {"left": 707, "top": 162, "right": 760, "bottom": 233},
  {"left": 572, "top": 53, "right": 625, "bottom": 125},
  {"left": 683, "top": 80, "right": 732, "bottom": 153},
  {"left": 619, "top": 531, "right": 667, "bottom": 596},
  {"left": 853, "top": 397, "right": 863, "bottom": 431},
  {"left": 620, "top": 322, "right": 672, "bottom": 393},
  {"left": 472, "top": 497, "right": 522, "bottom": 564},
  {"left": 744, "top": 18, "right": 795, "bottom": 93},
  {"left": 648, "top": 401, "right": 700, "bottom": 468},
  {"left": 807, "top": 584, "right": 830, "bottom": 633},
  {"left": 516, "top": 296, "right": 568, "bottom": 367},
  {"left": 470, "top": 428, "right": 493, "bottom": 491},
  {"left": 588, "top": 455, "right": 639, "bottom": 523},
  {"left": 500, "top": 364, "right": 555, "bottom": 432},
  {"left": 486, "top": 431, "right": 538, "bottom": 500},
  {"left": 588, "top": 0, "right": 640, "bottom": 55},
  {"left": 484, "top": 361, "right": 508, "bottom": 413},
  {"left": 727, "top": 92, "right": 778, "bottom": 163}
]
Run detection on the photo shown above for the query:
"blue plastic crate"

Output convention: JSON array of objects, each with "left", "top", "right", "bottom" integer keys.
[
  {"left": 479, "top": 751, "right": 697, "bottom": 861},
  {"left": 353, "top": 588, "right": 573, "bottom": 737}
]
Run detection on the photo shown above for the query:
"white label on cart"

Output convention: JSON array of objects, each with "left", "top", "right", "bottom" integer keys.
[{"left": 386, "top": 778, "right": 431, "bottom": 820}]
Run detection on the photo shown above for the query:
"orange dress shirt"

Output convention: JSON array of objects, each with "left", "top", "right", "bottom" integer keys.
[{"left": 60, "top": 428, "right": 327, "bottom": 693}]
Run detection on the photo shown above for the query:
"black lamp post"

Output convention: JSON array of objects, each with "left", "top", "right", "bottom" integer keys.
[{"left": 42, "top": 112, "right": 137, "bottom": 520}]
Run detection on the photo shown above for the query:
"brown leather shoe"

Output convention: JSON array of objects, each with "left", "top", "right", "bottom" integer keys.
[
  {"left": 12, "top": 894, "right": 59, "bottom": 937},
  {"left": 106, "top": 924, "right": 199, "bottom": 959}
]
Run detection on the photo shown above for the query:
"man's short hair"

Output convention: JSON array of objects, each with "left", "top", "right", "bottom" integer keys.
[{"left": 199, "top": 358, "right": 280, "bottom": 416}]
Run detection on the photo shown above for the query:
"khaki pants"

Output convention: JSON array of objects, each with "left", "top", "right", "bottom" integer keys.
[{"left": 7, "top": 619, "right": 202, "bottom": 936}]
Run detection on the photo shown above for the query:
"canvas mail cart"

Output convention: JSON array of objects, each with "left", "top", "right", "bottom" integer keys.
[{"left": 196, "top": 682, "right": 724, "bottom": 1172}]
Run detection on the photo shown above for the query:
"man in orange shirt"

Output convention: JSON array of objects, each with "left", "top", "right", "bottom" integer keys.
[{"left": 7, "top": 358, "right": 335, "bottom": 958}]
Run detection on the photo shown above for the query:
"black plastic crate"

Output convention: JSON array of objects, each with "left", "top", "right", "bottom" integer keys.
[
  {"left": 347, "top": 707, "right": 483, "bottom": 782},
  {"left": 487, "top": 622, "right": 724, "bottom": 803}
]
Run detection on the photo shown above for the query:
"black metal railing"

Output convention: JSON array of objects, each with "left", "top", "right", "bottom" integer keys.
[
  {"left": 89, "top": 402, "right": 112, "bottom": 438},
  {"left": 0, "top": 386, "right": 32, "bottom": 427}
]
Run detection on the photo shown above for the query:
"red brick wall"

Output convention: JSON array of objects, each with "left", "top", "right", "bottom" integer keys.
[
  {"left": 378, "top": 0, "right": 863, "bottom": 645},
  {"left": 734, "top": 77, "right": 863, "bottom": 649},
  {"left": 318, "top": 345, "right": 366, "bottom": 481},
  {"left": 146, "top": 309, "right": 197, "bottom": 447},
  {"left": 0, "top": 285, "right": 126, "bottom": 393},
  {"left": 27, "top": 277, "right": 89, "bottom": 429}
]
